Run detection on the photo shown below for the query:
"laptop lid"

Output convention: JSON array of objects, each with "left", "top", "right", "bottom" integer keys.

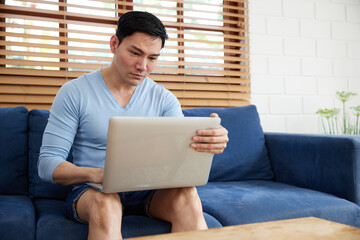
[{"left": 101, "top": 116, "right": 220, "bottom": 193}]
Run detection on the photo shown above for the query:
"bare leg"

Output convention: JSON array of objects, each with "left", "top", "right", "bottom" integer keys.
[
  {"left": 76, "top": 188, "right": 123, "bottom": 240},
  {"left": 148, "top": 187, "right": 208, "bottom": 232}
]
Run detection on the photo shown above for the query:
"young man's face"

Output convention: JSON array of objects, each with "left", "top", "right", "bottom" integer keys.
[{"left": 110, "top": 32, "right": 162, "bottom": 87}]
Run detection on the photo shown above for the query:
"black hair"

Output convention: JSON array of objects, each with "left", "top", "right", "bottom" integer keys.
[{"left": 116, "top": 11, "right": 168, "bottom": 48}]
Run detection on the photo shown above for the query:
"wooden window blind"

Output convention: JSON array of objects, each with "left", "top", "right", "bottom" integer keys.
[{"left": 0, "top": 0, "right": 250, "bottom": 110}]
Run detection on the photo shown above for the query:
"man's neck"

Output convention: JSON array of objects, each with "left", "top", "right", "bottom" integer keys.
[
  {"left": 101, "top": 67, "right": 136, "bottom": 93},
  {"left": 100, "top": 67, "right": 136, "bottom": 108}
]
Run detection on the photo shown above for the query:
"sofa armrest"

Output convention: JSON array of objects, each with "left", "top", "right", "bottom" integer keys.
[{"left": 265, "top": 133, "right": 360, "bottom": 206}]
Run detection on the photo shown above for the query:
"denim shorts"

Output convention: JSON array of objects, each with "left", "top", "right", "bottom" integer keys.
[{"left": 65, "top": 184, "right": 155, "bottom": 224}]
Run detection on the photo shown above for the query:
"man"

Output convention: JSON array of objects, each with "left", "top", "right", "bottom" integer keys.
[{"left": 38, "top": 11, "right": 228, "bottom": 240}]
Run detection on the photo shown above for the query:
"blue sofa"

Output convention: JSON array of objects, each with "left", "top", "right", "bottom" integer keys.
[{"left": 0, "top": 105, "right": 359, "bottom": 240}]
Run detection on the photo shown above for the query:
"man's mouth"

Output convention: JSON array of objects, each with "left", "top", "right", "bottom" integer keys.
[{"left": 131, "top": 73, "right": 144, "bottom": 79}]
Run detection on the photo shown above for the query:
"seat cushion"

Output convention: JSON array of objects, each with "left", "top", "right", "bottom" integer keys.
[
  {"left": 197, "top": 180, "right": 360, "bottom": 228},
  {"left": 28, "top": 109, "right": 73, "bottom": 200},
  {"left": 34, "top": 199, "right": 88, "bottom": 240},
  {"left": 34, "top": 199, "right": 221, "bottom": 240},
  {"left": 122, "top": 213, "right": 221, "bottom": 238},
  {"left": 0, "top": 107, "right": 28, "bottom": 195},
  {"left": 0, "top": 195, "right": 35, "bottom": 240},
  {"left": 183, "top": 106, "right": 274, "bottom": 182}
]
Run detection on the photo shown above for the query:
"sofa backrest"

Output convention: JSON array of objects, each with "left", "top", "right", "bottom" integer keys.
[
  {"left": 28, "top": 109, "right": 73, "bottom": 200},
  {"left": 0, "top": 107, "right": 29, "bottom": 195},
  {"left": 26, "top": 105, "right": 274, "bottom": 198},
  {"left": 183, "top": 105, "right": 274, "bottom": 182}
]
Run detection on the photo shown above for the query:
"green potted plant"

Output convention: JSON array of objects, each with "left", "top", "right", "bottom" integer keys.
[{"left": 316, "top": 91, "right": 359, "bottom": 135}]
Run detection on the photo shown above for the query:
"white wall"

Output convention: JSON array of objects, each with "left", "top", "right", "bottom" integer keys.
[{"left": 249, "top": 0, "right": 360, "bottom": 133}]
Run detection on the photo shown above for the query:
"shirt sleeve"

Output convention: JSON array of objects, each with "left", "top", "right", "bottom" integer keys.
[
  {"left": 161, "top": 89, "right": 184, "bottom": 117},
  {"left": 38, "top": 81, "right": 80, "bottom": 183}
]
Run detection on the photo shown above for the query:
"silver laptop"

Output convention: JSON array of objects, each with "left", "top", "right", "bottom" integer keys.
[{"left": 87, "top": 116, "right": 220, "bottom": 193}]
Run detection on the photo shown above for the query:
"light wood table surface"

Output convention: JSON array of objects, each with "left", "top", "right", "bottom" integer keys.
[{"left": 126, "top": 217, "right": 360, "bottom": 240}]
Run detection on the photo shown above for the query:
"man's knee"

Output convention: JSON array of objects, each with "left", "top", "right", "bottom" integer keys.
[
  {"left": 170, "top": 187, "right": 203, "bottom": 214},
  {"left": 91, "top": 192, "right": 122, "bottom": 216},
  {"left": 79, "top": 190, "right": 122, "bottom": 225},
  {"left": 91, "top": 192, "right": 121, "bottom": 209}
]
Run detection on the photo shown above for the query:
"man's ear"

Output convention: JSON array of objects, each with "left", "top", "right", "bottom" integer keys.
[{"left": 110, "top": 35, "right": 119, "bottom": 54}]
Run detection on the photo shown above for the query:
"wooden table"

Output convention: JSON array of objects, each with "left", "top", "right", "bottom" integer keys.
[{"left": 126, "top": 217, "right": 360, "bottom": 240}]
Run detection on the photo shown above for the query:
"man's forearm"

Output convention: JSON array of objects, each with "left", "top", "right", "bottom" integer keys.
[{"left": 52, "top": 161, "right": 103, "bottom": 186}]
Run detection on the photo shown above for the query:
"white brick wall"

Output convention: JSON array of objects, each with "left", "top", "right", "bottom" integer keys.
[
  {"left": 284, "top": 38, "right": 316, "bottom": 56},
  {"left": 285, "top": 77, "right": 317, "bottom": 95},
  {"left": 269, "top": 56, "right": 301, "bottom": 75},
  {"left": 316, "top": 2, "right": 346, "bottom": 21},
  {"left": 283, "top": 0, "right": 315, "bottom": 19},
  {"left": 301, "top": 20, "right": 331, "bottom": 39},
  {"left": 269, "top": 96, "right": 303, "bottom": 114},
  {"left": 267, "top": 17, "right": 300, "bottom": 36},
  {"left": 249, "top": 0, "right": 360, "bottom": 134}
]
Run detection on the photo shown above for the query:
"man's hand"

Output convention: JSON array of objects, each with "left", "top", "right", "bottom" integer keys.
[{"left": 190, "top": 113, "right": 229, "bottom": 154}]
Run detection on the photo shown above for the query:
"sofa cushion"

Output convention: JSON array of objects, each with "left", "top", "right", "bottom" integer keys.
[
  {"left": 265, "top": 133, "right": 360, "bottom": 206},
  {"left": 197, "top": 180, "right": 360, "bottom": 228},
  {"left": 34, "top": 199, "right": 222, "bottom": 240},
  {"left": 183, "top": 106, "right": 274, "bottom": 182},
  {"left": 122, "top": 213, "right": 221, "bottom": 238},
  {"left": 34, "top": 199, "right": 88, "bottom": 240},
  {"left": 0, "top": 195, "right": 36, "bottom": 240},
  {"left": 0, "top": 107, "right": 28, "bottom": 195},
  {"left": 28, "top": 109, "right": 73, "bottom": 200}
]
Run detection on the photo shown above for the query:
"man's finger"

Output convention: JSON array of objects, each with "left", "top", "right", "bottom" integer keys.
[
  {"left": 210, "top": 113, "right": 219, "bottom": 118},
  {"left": 197, "top": 126, "right": 228, "bottom": 136}
]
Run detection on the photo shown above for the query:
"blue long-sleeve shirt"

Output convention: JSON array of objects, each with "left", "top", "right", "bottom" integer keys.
[{"left": 38, "top": 69, "right": 183, "bottom": 183}]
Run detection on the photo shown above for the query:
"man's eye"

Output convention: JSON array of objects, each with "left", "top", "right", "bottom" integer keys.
[{"left": 130, "top": 51, "right": 140, "bottom": 56}]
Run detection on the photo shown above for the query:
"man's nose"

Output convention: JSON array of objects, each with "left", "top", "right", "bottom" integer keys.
[{"left": 136, "top": 57, "right": 147, "bottom": 71}]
